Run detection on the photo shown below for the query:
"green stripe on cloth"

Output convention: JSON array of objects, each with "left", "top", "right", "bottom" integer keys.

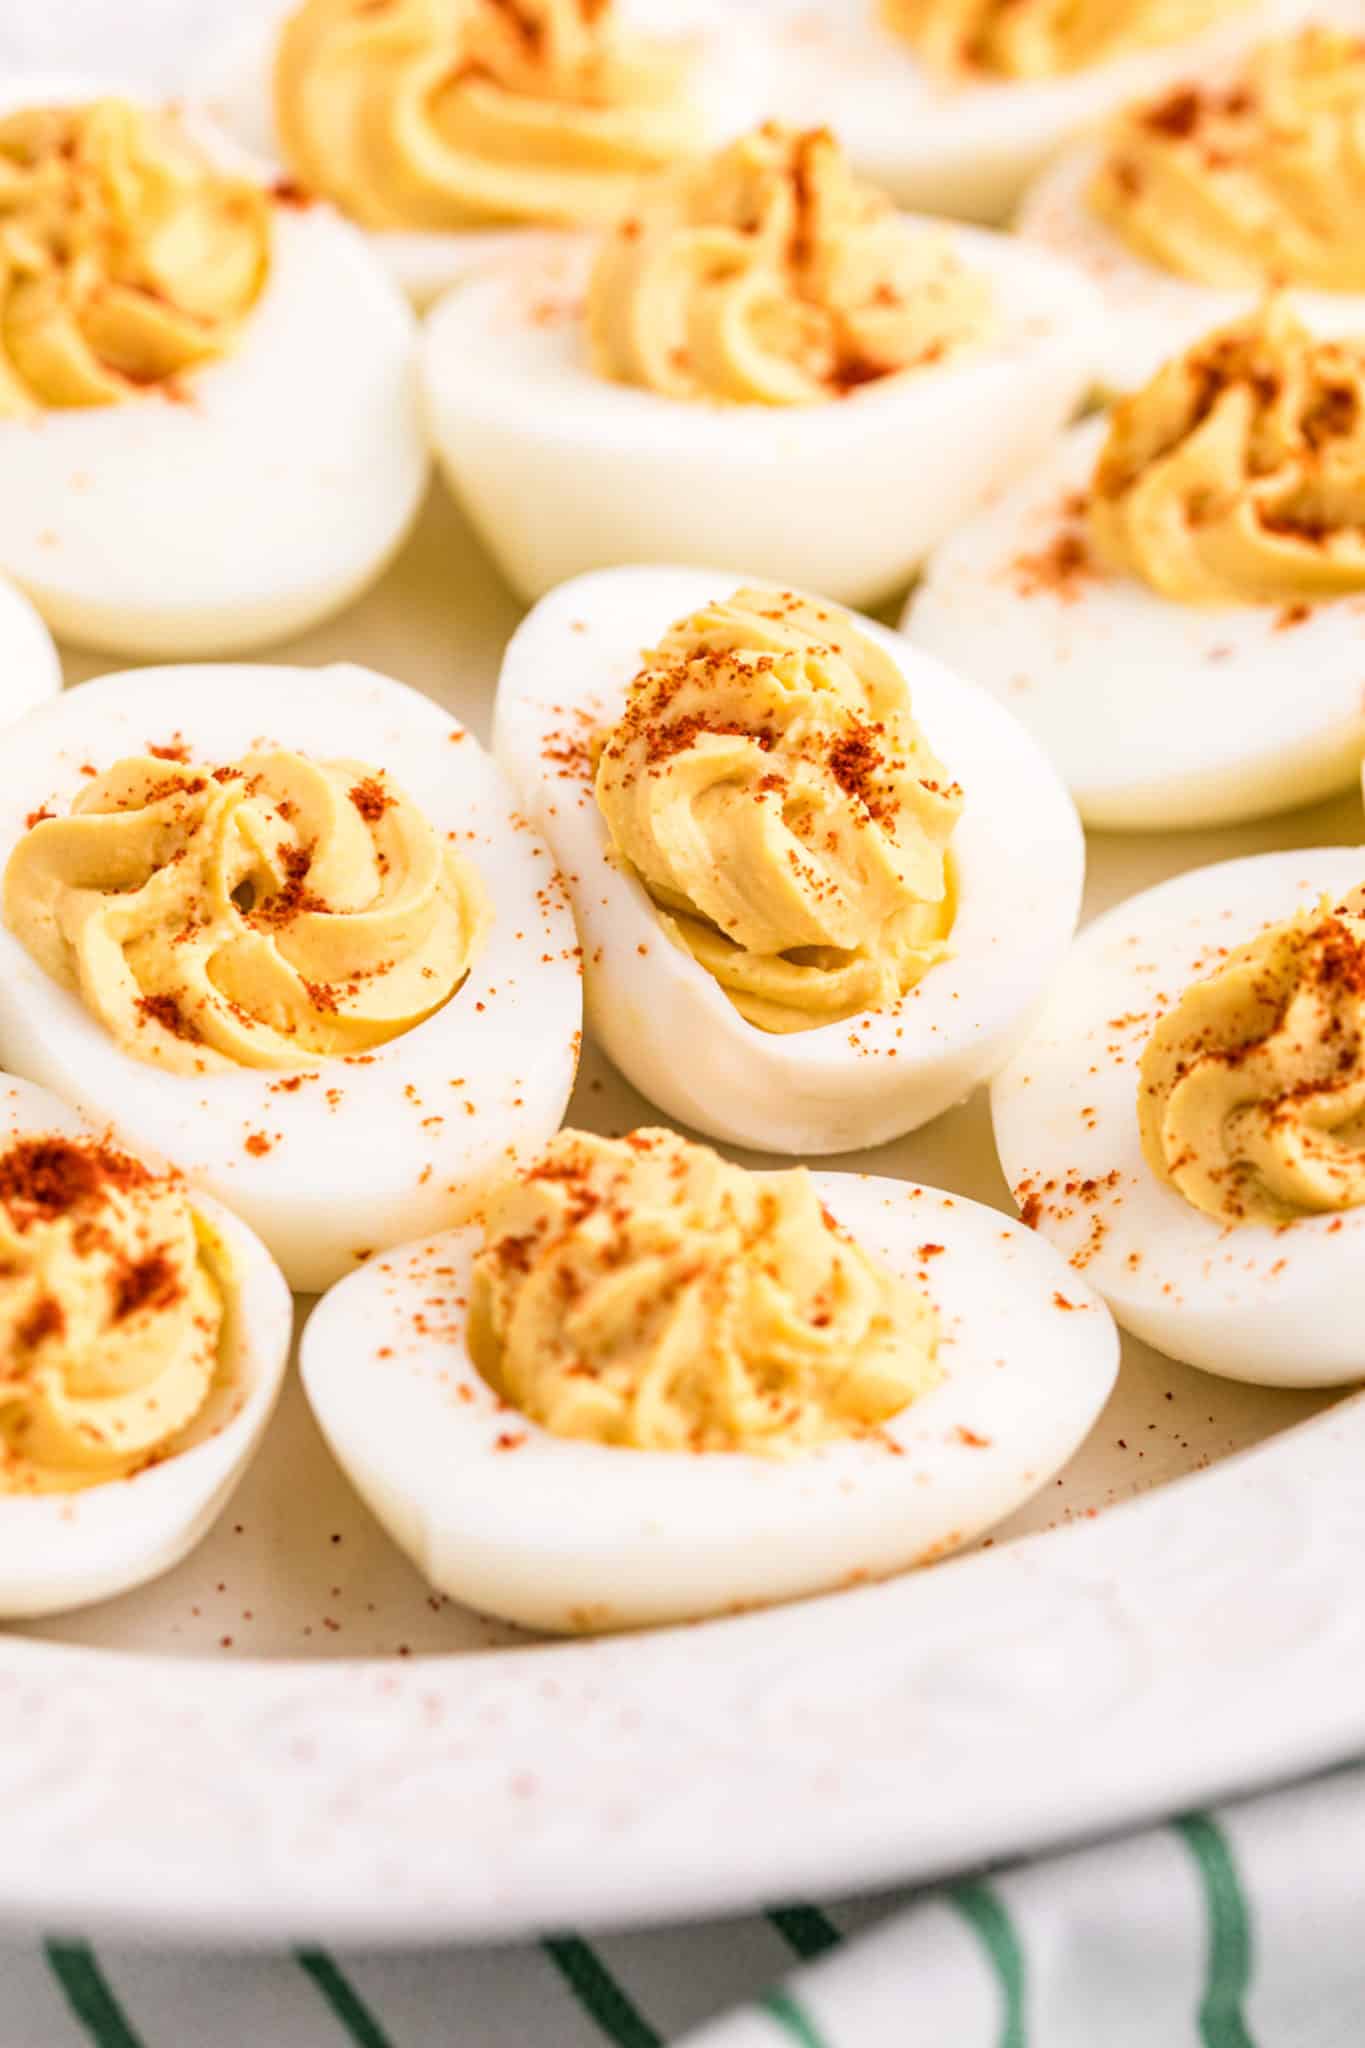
[
  {"left": 542, "top": 1936, "right": 663, "bottom": 2047},
  {"left": 950, "top": 1881, "right": 1026, "bottom": 2048},
  {"left": 759, "top": 1987, "right": 835, "bottom": 2047},
  {"left": 295, "top": 1948, "right": 394, "bottom": 2048},
  {"left": 44, "top": 1941, "right": 146, "bottom": 2048},
  {"left": 1175, "top": 1814, "right": 1256, "bottom": 2048},
  {"left": 767, "top": 1906, "right": 843, "bottom": 1962}
]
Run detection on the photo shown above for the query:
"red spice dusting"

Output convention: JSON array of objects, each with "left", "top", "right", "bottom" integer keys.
[
  {"left": 0, "top": 1137, "right": 149, "bottom": 1228},
  {"left": 270, "top": 175, "right": 314, "bottom": 207},
  {"left": 147, "top": 737, "right": 192, "bottom": 763},
  {"left": 955, "top": 1426, "right": 990, "bottom": 1448},
  {"left": 136, "top": 992, "right": 201, "bottom": 1043},
  {"left": 113, "top": 1251, "right": 182, "bottom": 1322},
  {"left": 16, "top": 1295, "right": 64, "bottom": 1349},
  {"left": 1011, "top": 520, "right": 1095, "bottom": 604},
  {"left": 23, "top": 807, "right": 54, "bottom": 829},
  {"left": 244, "top": 1132, "right": 273, "bottom": 1157},
  {"left": 348, "top": 776, "right": 391, "bottom": 822}
]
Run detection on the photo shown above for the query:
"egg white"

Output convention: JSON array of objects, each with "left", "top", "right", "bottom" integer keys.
[
  {"left": 494, "top": 565, "right": 1084, "bottom": 1156},
  {"left": 0, "top": 1073, "right": 292, "bottom": 1619},
  {"left": 190, "top": 0, "right": 766, "bottom": 308},
  {"left": 1017, "top": 142, "right": 1365, "bottom": 396},
  {"left": 761, "top": 0, "right": 1300, "bottom": 225},
  {"left": 0, "top": 661, "right": 583, "bottom": 1292},
  {"left": 991, "top": 846, "right": 1365, "bottom": 1386},
  {"left": 904, "top": 415, "right": 1365, "bottom": 831},
  {"left": 300, "top": 1167, "right": 1118, "bottom": 1633},
  {"left": 421, "top": 222, "right": 1102, "bottom": 607},
  {"left": 0, "top": 575, "right": 62, "bottom": 727},
  {"left": 0, "top": 76, "right": 428, "bottom": 658}
]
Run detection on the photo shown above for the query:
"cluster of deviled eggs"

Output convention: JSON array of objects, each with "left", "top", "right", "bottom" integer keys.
[{"left": 11, "top": 0, "right": 1365, "bottom": 1643}]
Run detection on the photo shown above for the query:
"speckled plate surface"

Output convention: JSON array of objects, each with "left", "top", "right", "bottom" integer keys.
[{"left": 1, "top": 482, "right": 1363, "bottom": 1945}]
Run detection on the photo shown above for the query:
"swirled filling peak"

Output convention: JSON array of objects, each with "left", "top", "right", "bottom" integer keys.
[
  {"left": 469, "top": 1126, "right": 941, "bottom": 1453},
  {"left": 0, "top": 1134, "right": 224, "bottom": 1492},
  {"left": 1139, "top": 897, "right": 1365, "bottom": 1224},
  {"left": 587, "top": 123, "right": 991, "bottom": 406},
  {"left": 879, "top": 0, "right": 1252, "bottom": 79},
  {"left": 1090, "top": 31, "right": 1365, "bottom": 290},
  {"left": 0, "top": 98, "right": 269, "bottom": 414},
  {"left": 273, "top": 0, "right": 694, "bottom": 231},
  {"left": 593, "top": 587, "right": 960, "bottom": 1034},
  {"left": 1089, "top": 300, "right": 1365, "bottom": 605},
  {"left": 3, "top": 750, "right": 490, "bottom": 1072}
]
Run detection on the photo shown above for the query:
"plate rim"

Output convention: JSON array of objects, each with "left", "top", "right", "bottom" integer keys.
[{"left": 1, "top": 1387, "right": 1360, "bottom": 1947}]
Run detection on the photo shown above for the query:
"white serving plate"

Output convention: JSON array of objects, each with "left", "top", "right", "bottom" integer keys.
[{"left": 2, "top": 480, "right": 1362, "bottom": 1948}]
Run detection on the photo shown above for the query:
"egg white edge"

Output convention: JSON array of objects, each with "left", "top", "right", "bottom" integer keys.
[
  {"left": 990, "top": 845, "right": 1365, "bottom": 1386},
  {"left": 1016, "top": 140, "right": 1365, "bottom": 397},
  {"left": 298, "top": 1165, "right": 1120, "bottom": 1633},
  {"left": 0, "top": 1072, "right": 293, "bottom": 1619},
  {"left": 420, "top": 216, "right": 1105, "bottom": 459},
  {"left": 903, "top": 415, "right": 1365, "bottom": 830},
  {"left": 493, "top": 563, "right": 1085, "bottom": 1154},
  {"left": 0, "top": 73, "right": 428, "bottom": 657},
  {"left": 0, "top": 661, "right": 583, "bottom": 1291}
]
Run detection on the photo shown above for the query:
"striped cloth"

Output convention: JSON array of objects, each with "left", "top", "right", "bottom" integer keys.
[{"left": 11, "top": 1759, "right": 1365, "bottom": 2044}]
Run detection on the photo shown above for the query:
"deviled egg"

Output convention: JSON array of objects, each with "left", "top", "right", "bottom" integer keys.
[
  {"left": 1018, "top": 28, "right": 1365, "bottom": 393},
  {"left": 992, "top": 848, "right": 1365, "bottom": 1387},
  {"left": 763, "top": 0, "right": 1294, "bottom": 225},
  {"left": 0, "top": 574, "right": 60, "bottom": 725},
  {"left": 0, "top": 1073, "right": 291, "bottom": 1618},
  {"left": 301, "top": 1126, "right": 1119, "bottom": 1633},
  {"left": 905, "top": 300, "right": 1365, "bottom": 830},
  {"left": 0, "top": 660, "right": 582, "bottom": 1291},
  {"left": 194, "top": 0, "right": 760, "bottom": 305},
  {"left": 495, "top": 569, "right": 1083, "bottom": 1155},
  {"left": 0, "top": 83, "right": 426, "bottom": 656},
  {"left": 421, "top": 122, "right": 1103, "bottom": 604}
]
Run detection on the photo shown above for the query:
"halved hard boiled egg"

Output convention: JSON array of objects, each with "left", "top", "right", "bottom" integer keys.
[
  {"left": 903, "top": 413, "right": 1365, "bottom": 831},
  {"left": 300, "top": 1150, "right": 1119, "bottom": 1634},
  {"left": 992, "top": 847, "right": 1365, "bottom": 1386},
  {"left": 0, "top": 574, "right": 61, "bottom": 726},
  {"left": 420, "top": 214, "right": 1102, "bottom": 605},
  {"left": 1017, "top": 26, "right": 1365, "bottom": 395},
  {"left": 1017, "top": 147, "right": 1365, "bottom": 399},
  {"left": 763, "top": 0, "right": 1296, "bottom": 224},
  {"left": 494, "top": 567, "right": 1084, "bottom": 1155},
  {"left": 0, "top": 1073, "right": 291, "bottom": 1618},
  {"left": 0, "top": 660, "right": 582, "bottom": 1292},
  {"left": 192, "top": 0, "right": 762, "bottom": 306},
  {"left": 0, "top": 78, "right": 427, "bottom": 657}
]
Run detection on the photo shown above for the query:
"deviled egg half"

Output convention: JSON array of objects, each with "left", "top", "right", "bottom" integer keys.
[
  {"left": 0, "top": 1074, "right": 291, "bottom": 1618},
  {"left": 905, "top": 300, "right": 1365, "bottom": 830},
  {"left": 0, "top": 80, "right": 426, "bottom": 657},
  {"left": 993, "top": 848, "right": 1365, "bottom": 1387},
  {"left": 194, "top": 0, "right": 761, "bottom": 305},
  {"left": 762, "top": 0, "right": 1295, "bottom": 225},
  {"left": 301, "top": 1126, "right": 1119, "bottom": 1633},
  {"left": 1018, "top": 28, "right": 1365, "bottom": 395},
  {"left": 0, "top": 660, "right": 582, "bottom": 1292},
  {"left": 0, "top": 574, "right": 60, "bottom": 726},
  {"left": 495, "top": 568, "right": 1084, "bottom": 1155},
  {"left": 421, "top": 123, "right": 1103, "bottom": 605}
]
